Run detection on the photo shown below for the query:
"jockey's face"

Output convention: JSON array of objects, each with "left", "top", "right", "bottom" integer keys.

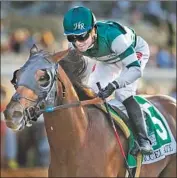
[
  {"left": 74, "top": 33, "right": 93, "bottom": 52},
  {"left": 67, "top": 28, "right": 95, "bottom": 52}
]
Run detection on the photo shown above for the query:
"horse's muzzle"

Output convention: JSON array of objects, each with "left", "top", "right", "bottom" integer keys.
[{"left": 3, "top": 100, "right": 25, "bottom": 131}]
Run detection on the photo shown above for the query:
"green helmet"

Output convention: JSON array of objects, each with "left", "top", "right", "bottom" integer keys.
[{"left": 63, "top": 6, "right": 96, "bottom": 35}]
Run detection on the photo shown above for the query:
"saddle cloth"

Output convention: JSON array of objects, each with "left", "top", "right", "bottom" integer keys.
[{"left": 100, "top": 95, "right": 176, "bottom": 177}]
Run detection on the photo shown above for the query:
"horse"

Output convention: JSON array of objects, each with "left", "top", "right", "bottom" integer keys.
[{"left": 4, "top": 45, "right": 176, "bottom": 177}]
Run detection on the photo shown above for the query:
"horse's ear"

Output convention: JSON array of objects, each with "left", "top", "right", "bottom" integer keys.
[
  {"left": 52, "top": 48, "right": 71, "bottom": 62},
  {"left": 30, "top": 44, "right": 38, "bottom": 54}
]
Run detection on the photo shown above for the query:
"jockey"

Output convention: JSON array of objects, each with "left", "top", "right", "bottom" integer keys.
[{"left": 63, "top": 6, "right": 153, "bottom": 154}]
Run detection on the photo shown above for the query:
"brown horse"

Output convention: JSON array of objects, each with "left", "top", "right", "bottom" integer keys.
[{"left": 4, "top": 45, "right": 176, "bottom": 177}]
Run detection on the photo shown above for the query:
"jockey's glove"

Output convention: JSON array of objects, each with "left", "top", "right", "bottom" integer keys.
[{"left": 98, "top": 81, "right": 119, "bottom": 99}]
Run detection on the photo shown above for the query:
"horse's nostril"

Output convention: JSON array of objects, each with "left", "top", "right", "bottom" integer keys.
[{"left": 12, "top": 111, "right": 23, "bottom": 119}]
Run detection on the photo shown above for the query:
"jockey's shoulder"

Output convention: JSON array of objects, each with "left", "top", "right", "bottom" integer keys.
[
  {"left": 96, "top": 21, "right": 134, "bottom": 36},
  {"left": 96, "top": 20, "right": 123, "bottom": 34},
  {"left": 95, "top": 20, "right": 130, "bottom": 43}
]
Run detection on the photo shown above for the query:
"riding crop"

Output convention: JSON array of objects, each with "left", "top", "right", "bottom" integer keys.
[{"left": 96, "top": 82, "right": 133, "bottom": 178}]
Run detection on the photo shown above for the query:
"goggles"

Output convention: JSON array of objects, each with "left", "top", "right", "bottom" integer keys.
[{"left": 67, "top": 30, "right": 91, "bottom": 43}]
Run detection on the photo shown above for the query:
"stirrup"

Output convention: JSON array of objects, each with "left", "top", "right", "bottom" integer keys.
[
  {"left": 140, "top": 147, "right": 153, "bottom": 155},
  {"left": 129, "top": 140, "right": 141, "bottom": 156},
  {"left": 139, "top": 139, "right": 153, "bottom": 155}
]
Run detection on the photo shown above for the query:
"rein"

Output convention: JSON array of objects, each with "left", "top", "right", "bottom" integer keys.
[{"left": 40, "top": 97, "right": 103, "bottom": 113}]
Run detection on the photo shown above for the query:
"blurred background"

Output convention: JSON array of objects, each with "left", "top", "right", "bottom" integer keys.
[{"left": 1, "top": 1, "right": 176, "bottom": 176}]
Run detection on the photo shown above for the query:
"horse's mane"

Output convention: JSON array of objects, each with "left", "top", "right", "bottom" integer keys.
[
  {"left": 59, "top": 50, "right": 91, "bottom": 100},
  {"left": 59, "top": 50, "right": 86, "bottom": 85}
]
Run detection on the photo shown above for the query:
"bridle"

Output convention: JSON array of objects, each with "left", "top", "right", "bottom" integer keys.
[
  {"left": 10, "top": 63, "right": 66, "bottom": 126},
  {"left": 10, "top": 52, "right": 102, "bottom": 128}
]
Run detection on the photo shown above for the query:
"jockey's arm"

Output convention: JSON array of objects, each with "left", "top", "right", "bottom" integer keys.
[
  {"left": 114, "top": 65, "right": 142, "bottom": 88},
  {"left": 111, "top": 35, "right": 142, "bottom": 88}
]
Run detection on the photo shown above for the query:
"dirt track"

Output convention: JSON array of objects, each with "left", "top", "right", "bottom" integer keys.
[{"left": 1, "top": 168, "right": 48, "bottom": 177}]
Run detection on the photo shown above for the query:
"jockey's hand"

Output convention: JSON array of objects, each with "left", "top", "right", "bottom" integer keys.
[{"left": 98, "top": 81, "right": 119, "bottom": 99}]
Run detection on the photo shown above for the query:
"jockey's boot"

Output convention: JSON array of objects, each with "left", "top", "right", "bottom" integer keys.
[{"left": 123, "top": 96, "right": 153, "bottom": 155}]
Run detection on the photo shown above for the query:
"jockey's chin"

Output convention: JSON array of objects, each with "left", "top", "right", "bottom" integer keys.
[
  {"left": 76, "top": 45, "right": 88, "bottom": 52},
  {"left": 75, "top": 36, "right": 93, "bottom": 52}
]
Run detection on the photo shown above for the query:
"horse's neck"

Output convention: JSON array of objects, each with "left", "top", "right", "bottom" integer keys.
[
  {"left": 62, "top": 67, "right": 88, "bottom": 144},
  {"left": 44, "top": 66, "right": 88, "bottom": 149}
]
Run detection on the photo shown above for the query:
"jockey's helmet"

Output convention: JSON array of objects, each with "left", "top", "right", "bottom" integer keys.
[{"left": 63, "top": 6, "right": 96, "bottom": 35}]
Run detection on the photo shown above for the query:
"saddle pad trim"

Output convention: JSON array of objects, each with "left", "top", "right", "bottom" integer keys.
[
  {"left": 135, "top": 153, "right": 142, "bottom": 177},
  {"left": 100, "top": 105, "right": 130, "bottom": 138}
]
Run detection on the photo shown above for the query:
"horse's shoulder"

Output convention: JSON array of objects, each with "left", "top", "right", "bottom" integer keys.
[
  {"left": 85, "top": 105, "right": 105, "bottom": 116},
  {"left": 84, "top": 105, "right": 107, "bottom": 124}
]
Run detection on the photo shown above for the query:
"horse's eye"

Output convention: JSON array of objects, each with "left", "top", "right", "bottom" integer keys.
[{"left": 38, "top": 72, "right": 50, "bottom": 87}]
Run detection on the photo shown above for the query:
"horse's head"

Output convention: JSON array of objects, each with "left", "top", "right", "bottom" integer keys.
[{"left": 4, "top": 44, "right": 69, "bottom": 131}]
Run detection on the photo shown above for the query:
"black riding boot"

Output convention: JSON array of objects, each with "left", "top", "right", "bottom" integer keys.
[{"left": 123, "top": 96, "right": 153, "bottom": 155}]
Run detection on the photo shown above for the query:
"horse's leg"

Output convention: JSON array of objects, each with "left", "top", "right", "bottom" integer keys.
[{"left": 158, "top": 154, "right": 176, "bottom": 177}]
